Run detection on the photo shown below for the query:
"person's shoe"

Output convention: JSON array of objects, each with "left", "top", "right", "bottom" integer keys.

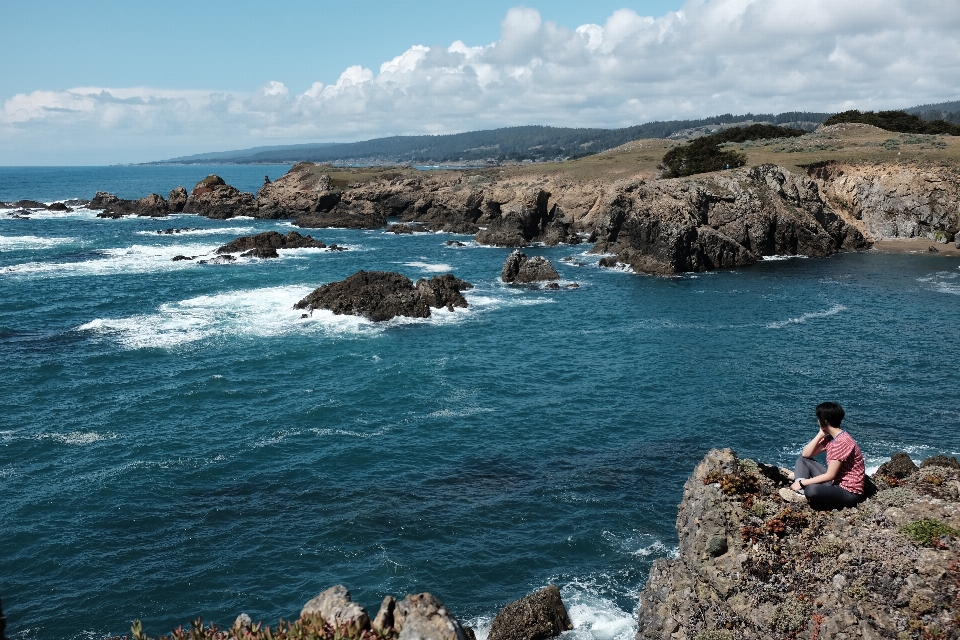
[
  {"left": 779, "top": 487, "right": 807, "bottom": 504},
  {"left": 779, "top": 467, "right": 795, "bottom": 481}
]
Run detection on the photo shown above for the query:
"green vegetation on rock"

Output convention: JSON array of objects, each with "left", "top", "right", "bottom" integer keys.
[
  {"left": 898, "top": 518, "right": 958, "bottom": 546},
  {"left": 823, "top": 110, "right": 960, "bottom": 135}
]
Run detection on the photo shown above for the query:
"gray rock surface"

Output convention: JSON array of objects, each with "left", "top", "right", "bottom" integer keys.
[
  {"left": 487, "top": 585, "right": 573, "bottom": 640},
  {"left": 373, "top": 595, "right": 397, "bottom": 634},
  {"left": 501, "top": 251, "right": 560, "bottom": 283},
  {"left": 635, "top": 448, "right": 960, "bottom": 640},
  {"left": 394, "top": 593, "right": 470, "bottom": 640},
  {"left": 168, "top": 186, "right": 188, "bottom": 212},
  {"left": 301, "top": 585, "right": 371, "bottom": 629},
  {"left": 294, "top": 271, "right": 472, "bottom": 322}
]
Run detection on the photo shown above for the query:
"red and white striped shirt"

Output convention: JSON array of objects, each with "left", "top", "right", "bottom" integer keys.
[{"left": 822, "top": 431, "right": 865, "bottom": 494}]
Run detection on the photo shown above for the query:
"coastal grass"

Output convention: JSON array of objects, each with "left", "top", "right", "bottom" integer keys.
[{"left": 898, "top": 518, "right": 958, "bottom": 547}]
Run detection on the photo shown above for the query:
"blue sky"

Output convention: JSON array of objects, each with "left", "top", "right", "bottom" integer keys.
[{"left": 2, "top": 0, "right": 958, "bottom": 165}]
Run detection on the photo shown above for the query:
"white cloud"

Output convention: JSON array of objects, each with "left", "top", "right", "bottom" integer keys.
[{"left": 3, "top": 0, "right": 960, "bottom": 164}]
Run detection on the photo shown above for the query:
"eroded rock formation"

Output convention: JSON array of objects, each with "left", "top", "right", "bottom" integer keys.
[
  {"left": 487, "top": 585, "right": 572, "bottom": 640},
  {"left": 501, "top": 251, "right": 560, "bottom": 283},
  {"left": 294, "top": 271, "right": 473, "bottom": 321},
  {"left": 183, "top": 175, "right": 258, "bottom": 219},
  {"left": 636, "top": 448, "right": 960, "bottom": 640}
]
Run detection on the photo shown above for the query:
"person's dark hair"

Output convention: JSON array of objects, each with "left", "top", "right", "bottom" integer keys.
[{"left": 816, "top": 402, "right": 845, "bottom": 428}]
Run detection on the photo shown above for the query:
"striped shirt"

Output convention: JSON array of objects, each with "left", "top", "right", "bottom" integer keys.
[{"left": 822, "top": 431, "right": 865, "bottom": 494}]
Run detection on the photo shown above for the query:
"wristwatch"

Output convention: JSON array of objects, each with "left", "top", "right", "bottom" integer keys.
[{"left": 798, "top": 479, "right": 805, "bottom": 488}]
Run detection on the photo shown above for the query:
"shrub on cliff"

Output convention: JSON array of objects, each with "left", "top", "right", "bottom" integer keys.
[
  {"left": 660, "top": 124, "right": 804, "bottom": 178},
  {"left": 823, "top": 109, "right": 960, "bottom": 135}
]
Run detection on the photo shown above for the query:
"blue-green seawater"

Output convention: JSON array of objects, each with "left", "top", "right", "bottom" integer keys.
[{"left": 1, "top": 166, "right": 959, "bottom": 639}]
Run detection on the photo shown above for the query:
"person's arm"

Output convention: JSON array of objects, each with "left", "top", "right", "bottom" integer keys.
[
  {"left": 792, "top": 459, "right": 841, "bottom": 491},
  {"left": 800, "top": 432, "right": 827, "bottom": 459}
]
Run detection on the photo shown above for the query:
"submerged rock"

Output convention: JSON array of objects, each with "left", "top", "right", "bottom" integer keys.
[
  {"left": 487, "top": 585, "right": 572, "bottom": 640},
  {"left": 501, "top": 251, "right": 560, "bottom": 283},
  {"left": 294, "top": 270, "right": 472, "bottom": 322}
]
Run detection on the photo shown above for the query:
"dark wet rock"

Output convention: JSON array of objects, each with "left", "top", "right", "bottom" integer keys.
[
  {"left": 198, "top": 255, "right": 235, "bottom": 265},
  {"left": 566, "top": 283, "right": 579, "bottom": 289},
  {"left": 241, "top": 247, "right": 279, "bottom": 259},
  {"left": 294, "top": 205, "right": 387, "bottom": 230},
  {"left": 487, "top": 585, "right": 573, "bottom": 640},
  {"left": 9, "top": 209, "right": 32, "bottom": 217},
  {"left": 168, "top": 187, "right": 188, "bottom": 213},
  {"left": 328, "top": 244, "right": 347, "bottom": 251},
  {"left": 372, "top": 596, "right": 397, "bottom": 634},
  {"left": 473, "top": 188, "right": 579, "bottom": 247},
  {"left": 156, "top": 227, "right": 199, "bottom": 235},
  {"left": 501, "top": 251, "right": 560, "bottom": 283},
  {"left": 394, "top": 592, "right": 470, "bottom": 640},
  {"left": 90, "top": 191, "right": 169, "bottom": 217},
  {"left": 64, "top": 199, "right": 89, "bottom": 207},
  {"left": 294, "top": 270, "right": 472, "bottom": 322},
  {"left": 389, "top": 224, "right": 418, "bottom": 234},
  {"left": 46, "top": 202, "right": 72, "bottom": 212},
  {"left": 920, "top": 454, "right": 960, "bottom": 470},
  {"left": 597, "top": 256, "right": 619, "bottom": 268},
  {"left": 8, "top": 200, "right": 45, "bottom": 209},
  {"left": 184, "top": 175, "right": 257, "bottom": 219},
  {"left": 216, "top": 231, "right": 325, "bottom": 254},
  {"left": 928, "top": 245, "right": 940, "bottom": 253},
  {"left": 171, "top": 255, "right": 194, "bottom": 262},
  {"left": 446, "top": 240, "right": 467, "bottom": 247},
  {"left": 876, "top": 452, "right": 919, "bottom": 479},
  {"left": 544, "top": 282, "right": 560, "bottom": 290},
  {"left": 301, "top": 585, "right": 371, "bottom": 629}
]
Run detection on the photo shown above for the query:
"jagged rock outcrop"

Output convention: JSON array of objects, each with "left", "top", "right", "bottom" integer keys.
[
  {"left": 301, "top": 585, "right": 371, "bottom": 629},
  {"left": 636, "top": 448, "right": 960, "bottom": 640},
  {"left": 474, "top": 187, "right": 579, "bottom": 247},
  {"left": 487, "top": 585, "right": 572, "bottom": 640},
  {"left": 501, "top": 251, "right": 560, "bottom": 283},
  {"left": 394, "top": 593, "right": 471, "bottom": 640},
  {"left": 294, "top": 271, "right": 473, "bottom": 321},
  {"left": 168, "top": 186, "right": 188, "bottom": 213},
  {"left": 876, "top": 452, "right": 919, "bottom": 479},
  {"left": 808, "top": 161, "right": 960, "bottom": 243},
  {"left": 184, "top": 175, "right": 257, "bottom": 219},
  {"left": 216, "top": 230, "right": 326, "bottom": 255},
  {"left": 590, "top": 165, "right": 869, "bottom": 275},
  {"left": 90, "top": 191, "right": 170, "bottom": 217}
]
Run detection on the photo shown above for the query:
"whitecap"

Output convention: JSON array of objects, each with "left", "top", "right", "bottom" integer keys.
[
  {"left": 560, "top": 579, "right": 638, "bottom": 640},
  {"left": 761, "top": 254, "right": 809, "bottom": 261},
  {"left": 917, "top": 271, "right": 960, "bottom": 296},
  {"left": 403, "top": 261, "right": 454, "bottom": 273},
  {"left": 0, "top": 235, "right": 78, "bottom": 251},
  {"left": 24, "top": 431, "right": 120, "bottom": 445},
  {"left": 766, "top": 303, "right": 847, "bottom": 329},
  {"left": 309, "top": 427, "right": 388, "bottom": 438},
  {"left": 136, "top": 226, "right": 258, "bottom": 237},
  {"left": 5, "top": 243, "right": 216, "bottom": 277},
  {"left": 253, "top": 429, "right": 303, "bottom": 448}
]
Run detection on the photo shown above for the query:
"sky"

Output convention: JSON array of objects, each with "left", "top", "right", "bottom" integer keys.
[{"left": 2, "top": 0, "right": 959, "bottom": 165}]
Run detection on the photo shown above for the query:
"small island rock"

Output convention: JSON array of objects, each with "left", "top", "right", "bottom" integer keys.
[
  {"left": 501, "top": 251, "right": 560, "bottom": 283},
  {"left": 487, "top": 585, "right": 573, "bottom": 640},
  {"left": 217, "top": 230, "right": 326, "bottom": 254}
]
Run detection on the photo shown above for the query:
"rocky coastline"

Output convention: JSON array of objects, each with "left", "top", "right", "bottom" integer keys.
[{"left": 29, "top": 143, "right": 959, "bottom": 276}]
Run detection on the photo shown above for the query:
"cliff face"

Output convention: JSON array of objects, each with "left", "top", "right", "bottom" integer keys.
[
  {"left": 637, "top": 449, "right": 960, "bottom": 640},
  {"left": 807, "top": 162, "right": 960, "bottom": 244}
]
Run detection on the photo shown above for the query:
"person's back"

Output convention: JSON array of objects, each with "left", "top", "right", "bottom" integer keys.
[{"left": 782, "top": 402, "right": 865, "bottom": 509}]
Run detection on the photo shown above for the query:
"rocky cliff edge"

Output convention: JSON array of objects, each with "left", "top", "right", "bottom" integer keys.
[{"left": 637, "top": 448, "right": 960, "bottom": 640}]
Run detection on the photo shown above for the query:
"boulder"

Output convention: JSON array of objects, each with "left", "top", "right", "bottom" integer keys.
[
  {"left": 168, "top": 187, "right": 188, "bottom": 212},
  {"left": 501, "top": 251, "right": 560, "bottom": 283},
  {"left": 134, "top": 193, "right": 169, "bottom": 217},
  {"left": 294, "top": 271, "right": 472, "bottom": 322},
  {"left": 216, "top": 231, "right": 325, "bottom": 254},
  {"left": 920, "top": 454, "right": 960, "bottom": 470},
  {"left": 8, "top": 199, "right": 45, "bottom": 209},
  {"left": 184, "top": 175, "right": 257, "bottom": 219},
  {"left": 876, "top": 452, "right": 919, "bottom": 479},
  {"left": 171, "top": 255, "right": 194, "bottom": 262},
  {"left": 372, "top": 595, "right": 397, "bottom": 634},
  {"left": 241, "top": 247, "right": 279, "bottom": 259},
  {"left": 487, "top": 585, "right": 573, "bottom": 640},
  {"left": 233, "top": 613, "right": 252, "bottom": 633},
  {"left": 47, "top": 202, "right": 72, "bottom": 212},
  {"left": 394, "top": 593, "right": 470, "bottom": 640},
  {"left": 301, "top": 585, "right": 371, "bottom": 630}
]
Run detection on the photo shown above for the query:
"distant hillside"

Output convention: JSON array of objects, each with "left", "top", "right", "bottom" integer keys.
[
  {"left": 903, "top": 100, "right": 960, "bottom": 126},
  {"left": 148, "top": 112, "right": 830, "bottom": 166}
]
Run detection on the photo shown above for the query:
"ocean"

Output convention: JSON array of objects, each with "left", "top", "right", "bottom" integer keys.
[{"left": 1, "top": 165, "right": 959, "bottom": 639}]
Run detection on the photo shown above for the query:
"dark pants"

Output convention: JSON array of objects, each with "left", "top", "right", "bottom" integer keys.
[{"left": 794, "top": 457, "right": 864, "bottom": 509}]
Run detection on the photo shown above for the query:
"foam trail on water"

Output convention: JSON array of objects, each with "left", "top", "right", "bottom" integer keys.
[
  {"left": 403, "top": 261, "right": 454, "bottom": 273},
  {"left": 0, "top": 235, "right": 79, "bottom": 250},
  {"left": 766, "top": 303, "right": 847, "bottom": 329},
  {"left": 917, "top": 271, "right": 960, "bottom": 296},
  {"left": 136, "top": 226, "right": 258, "bottom": 237},
  {"left": 4, "top": 243, "right": 216, "bottom": 277}
]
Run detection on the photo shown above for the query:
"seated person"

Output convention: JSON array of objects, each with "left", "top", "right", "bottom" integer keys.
[{"left": 782, "top": 402, "right": 866, "bottom": 509}]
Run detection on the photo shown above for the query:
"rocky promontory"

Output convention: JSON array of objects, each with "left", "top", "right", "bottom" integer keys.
[
  {"left": 294, "top": 271, "right": 473, "bottom": 321},
  {"left": 637, "top": 448, "right": 960, "bottom": 640}
]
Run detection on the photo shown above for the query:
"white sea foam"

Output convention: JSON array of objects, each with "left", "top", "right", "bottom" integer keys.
[
  {"left": 309, "top": 427, "right": 389, "bottom": 438},
  {"left": 1, "top": 207, "right": 101, "bottom": 221},
  {"left": 403, "top": 261, "right": 454, "bottom": 273},
  {"left": 918, "top": 271, "right": 960, "bottom": 296},
  {"left": 0, "top": 235, "right": 79, "bottom": 250},
  {"left": 761, "top": 254, "right": 808, "bottom": 261},
  {"left": 560, "top": 578, "right": 639, "bottom": 640},
  {"left": 10, "top": 431, "right": 121, "bottom": 445},
  {"left": 766, "top": 303, "right": 847, "bottom": 329},
  {"left": 253, "top": 429, "right": 303, "bottom": 448},
  {"left": 4, "top": 243, "right": 217, "bottom": 277}
]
